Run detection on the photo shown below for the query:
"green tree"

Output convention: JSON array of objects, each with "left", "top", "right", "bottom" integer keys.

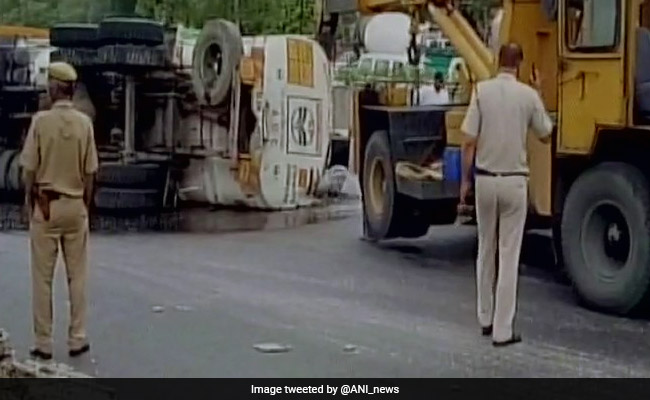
[{"left": 0, "top": 0, "right": 322, "bottom": 32}]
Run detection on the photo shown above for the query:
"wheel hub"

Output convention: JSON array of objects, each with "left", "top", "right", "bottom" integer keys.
[
  {"left": 202, "top": 43, "right": 223, "bottom": 87},
  {"left": 607, "top": 223, "right": 622, "bottom": 243},
  {"left": 368, "top": 159, "right": 387, "bottom": 216},
  {"left": 582, "top": 202, "right": 631, "bottom": 273}
]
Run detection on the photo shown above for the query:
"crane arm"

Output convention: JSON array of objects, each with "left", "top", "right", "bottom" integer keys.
[{"left": 316, "top": 0, "right": 497, "bottom": 81}]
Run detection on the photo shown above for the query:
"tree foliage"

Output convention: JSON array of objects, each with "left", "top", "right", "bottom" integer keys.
[{"left": 0, "top": 0, "right": 315, "bottom": 34}]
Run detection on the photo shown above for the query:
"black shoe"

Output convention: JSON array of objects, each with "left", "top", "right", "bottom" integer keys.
[
  {"left": 29, "top": 348, "right": 53, "bottom": 361},
  {"left": 69, "top": 344, "right": 90, "bottom": 358},
  {"left": 481, "top": 326, "right": 493, "bottom": 337},
  {"left": 493, "top": 334, "right": 522, "bottom": 347}
]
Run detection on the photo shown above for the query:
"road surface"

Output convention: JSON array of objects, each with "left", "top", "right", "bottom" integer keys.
[{"left": 0, "top": 215, "right": 649, "bottom": 377}]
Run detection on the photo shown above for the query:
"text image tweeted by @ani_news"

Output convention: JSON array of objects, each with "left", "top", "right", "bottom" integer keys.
[{"left": 251, "top": 384, "right": 400, "bottom": 396}]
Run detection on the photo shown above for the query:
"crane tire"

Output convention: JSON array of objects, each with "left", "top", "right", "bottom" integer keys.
[
  {"left": 363, "top": 131, "right": 429, "bottom": 240},
  {"left": 192, "top": 19, "right": 242, "bottom": 107},
  {"left": 561, "top": 162, "right": 650, "bottom": 315}
]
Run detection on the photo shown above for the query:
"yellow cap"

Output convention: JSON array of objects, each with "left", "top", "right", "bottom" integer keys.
[{"left": 48, "top": 62, "right": 78, "bottom": 82}]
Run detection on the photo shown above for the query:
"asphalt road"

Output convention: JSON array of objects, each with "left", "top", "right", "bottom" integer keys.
[{"left": 0, "top": 215, "right": 649, "bottom": 377}]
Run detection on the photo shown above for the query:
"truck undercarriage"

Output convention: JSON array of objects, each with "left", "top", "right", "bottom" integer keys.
[{"left": 0, "top": 18, "right": 334, "bottom": 212}]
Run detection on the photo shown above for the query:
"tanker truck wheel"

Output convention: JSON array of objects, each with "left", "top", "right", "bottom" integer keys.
[
  {"left": 192, "top": 19, "right": 242, "bottom": 107},
  {"left": 561, "top": 162, "right": 650, "bottom": 314},
  {"left": 363, "top": 131, "right": 429, "bottom": 240},
  {"left": 50, "top": 23, "right": 99, "bottom": 48},
  {"left": 96, "top": 163, "right": 166, "bottom": 189},
  {"left": 98, "top": 17, "right": 164, "bottom": 46}
]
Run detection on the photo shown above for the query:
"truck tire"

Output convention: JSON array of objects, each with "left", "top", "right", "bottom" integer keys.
[
  {"left": 0, "top": 86, "right": 42, "bottom": 114},
  {"left": 97, "top": 44, "right": 166, "bottom": 68},
  {"left": 50, "top": 24, "right": 99, "bottom": 48},
  {"left": 94, "top": 187, "right": 161, "bottom": 210},
  {"left": 0, "top": 150, "right": 15, "bottom": 191},
  {"left": 98, "top": 17, "right": 164, "bottom": 46},
  {"left": 7, "top": 152, "right": 21, "bottom": 192},
  {"left": 96, "top": 163, "right": 166, "bottom": 189},
  {"left": 363, "top": 131, "right": 430, "bottom": 240},
  {"left": 192, "top": 19, "right": 242, "bottom": 107},
  {"left": 51, "top": 48, "right": 98, "bottom": 67},
  {"left": 561, "top": 162, "right": 650, "bottom": 314}
]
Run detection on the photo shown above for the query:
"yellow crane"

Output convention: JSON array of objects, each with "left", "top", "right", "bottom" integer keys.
[{"left": 318, "top": 0, "right": 650, "bottom": 316}]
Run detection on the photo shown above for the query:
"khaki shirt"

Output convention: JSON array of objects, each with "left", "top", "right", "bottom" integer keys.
[
  {"left": 461, "top": 73, "right": 553, "bottom": 174},
  {"left": 20, "top": 100, "right": 99, "bottom": 198}
]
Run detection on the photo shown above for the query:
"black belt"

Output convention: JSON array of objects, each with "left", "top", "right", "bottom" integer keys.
[{"left": 475, "top": 168, "right": 528, "bottom": 178}]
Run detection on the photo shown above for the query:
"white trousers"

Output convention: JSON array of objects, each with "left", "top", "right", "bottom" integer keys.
[{"left": 475, "top": 175, "right": 527, "bottom": 342}]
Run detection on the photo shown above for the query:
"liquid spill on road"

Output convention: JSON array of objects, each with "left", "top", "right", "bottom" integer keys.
[{"left": 0, "top": 202, "right": 360, "bottom": 234}]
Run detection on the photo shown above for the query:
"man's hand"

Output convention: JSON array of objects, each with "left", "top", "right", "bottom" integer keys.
[
  {"left": 530, "top": 66, "right": 542, "bottom": 93},
  {"left": 23, "top": 197, "right": 33, "bottom": 225}
]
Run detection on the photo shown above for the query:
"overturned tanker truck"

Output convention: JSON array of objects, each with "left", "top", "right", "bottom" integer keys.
[{"left": 0, "top": 18, "right": 333, "bottom": 211}]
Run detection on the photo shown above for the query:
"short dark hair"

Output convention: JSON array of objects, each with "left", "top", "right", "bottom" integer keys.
[
  {"left": 434, "top": 72, "right": 444, "bottom": 81},
  {"left": 499, "top": 43, "right": 524, "bottom": 68}
]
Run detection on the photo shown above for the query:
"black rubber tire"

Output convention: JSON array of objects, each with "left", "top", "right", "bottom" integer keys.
[
  {"left": 98, "top": 17, "right": 164, "bottom": 46},
  {"left": 50, "top": 23, "right": 99, "bottom": 48},
  {"left": 97, "top": 44, "right": 166, "bottom": 68},
  {"left": 96, "top": 163, "right": 166, "bottom": 189},
  {"left": 561, "top": 162, "right": 650, "bottom": 314},
  {"left": 192, "top": 19, "right": 242, "bottom": 107},
  {"left": 0, "top": 86, "right": 42, "bottom": 113},
  {"left": 362, "top": 131, "right": 430, "bottom": 240},
  {"left": 50, "top": 48, "right": 99, "bottom": 67},
  {"left": 552, "top": 217, "right": 564, "bottom": 268},
  {"left": 94, "top": 187, "right": 162, "bottom": 210}
]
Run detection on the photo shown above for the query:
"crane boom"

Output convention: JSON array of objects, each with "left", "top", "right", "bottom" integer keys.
[{"left": 317, "top": 0, "right": 498, "bottom": 81}]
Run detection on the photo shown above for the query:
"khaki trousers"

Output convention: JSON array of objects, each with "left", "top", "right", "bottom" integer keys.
[
  {"left": 30, "top": 197, "right": 89, "bottom": 353},
  {"left": 475, "top": 175, "right": 527, "bottom": 342}
]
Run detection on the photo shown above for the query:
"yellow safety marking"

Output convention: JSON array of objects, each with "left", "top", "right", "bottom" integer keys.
[
  {"left": 287, "top": 39, "right": 314, "bottom": 88},
  {"left": 298, "top": 168, "right": 309, "bottom": 189}
]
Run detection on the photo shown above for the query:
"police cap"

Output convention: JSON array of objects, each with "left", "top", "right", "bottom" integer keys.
[{"left": 48, "top": 62, "right": 78, "bottom": 83}]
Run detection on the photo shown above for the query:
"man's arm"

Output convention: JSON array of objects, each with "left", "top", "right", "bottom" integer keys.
[
  {"left": 459, "top": 89, "right": 480, "bottom": 205},
  {"left": 22, "top": 170, "right": 35, "bottom": 211},
  {"left": 461, "top": 136, "right": 477, "bottom": 186},
  {"left": 529, "top": 68, "right": 553, "bottom": 144},
  {"left": 83, "top": 121, "right": 99, "bottom": 208},
  {"left": 20, "top": 117, "right": 39, "bottom": 215}
]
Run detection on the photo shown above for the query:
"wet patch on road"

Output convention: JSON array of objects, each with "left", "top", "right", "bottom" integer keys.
[{"left": 0, "top": 202, "right": 361, "bottom": 234}]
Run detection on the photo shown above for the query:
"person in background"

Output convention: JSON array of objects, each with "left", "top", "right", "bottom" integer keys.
[
  {"left": 459, "top": 43, "right": 553, "bottom": 347},
  {"left": 20, "top": 62, "right": 98, "bottom": 361},
  {"left": 417, "top": 71, "right": 450, "bottom": 105}
]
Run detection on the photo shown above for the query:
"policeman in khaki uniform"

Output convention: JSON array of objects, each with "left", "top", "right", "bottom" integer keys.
[
  {"left": 20, "top": 62, "right": 98, "bottom": 360},
  {"left": 460, "top": 44, "right": 553, "bottom": 347}
]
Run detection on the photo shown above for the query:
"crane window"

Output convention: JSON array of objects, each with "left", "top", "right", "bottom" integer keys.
[{"left": 566, "top": 0, "right": 620, "bottom": 51}]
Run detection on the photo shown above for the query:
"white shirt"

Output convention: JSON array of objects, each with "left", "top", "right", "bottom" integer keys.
[
  {"left": 461, "top": 73, "right": 553, "bottom": 174},
  {"left": 416, "top": 86, "right": 450, "bottom": 105}
]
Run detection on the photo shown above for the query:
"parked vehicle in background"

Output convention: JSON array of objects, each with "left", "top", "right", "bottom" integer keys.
[{"left": 335, "top": 52, "right": 436, "bottom": 86}]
